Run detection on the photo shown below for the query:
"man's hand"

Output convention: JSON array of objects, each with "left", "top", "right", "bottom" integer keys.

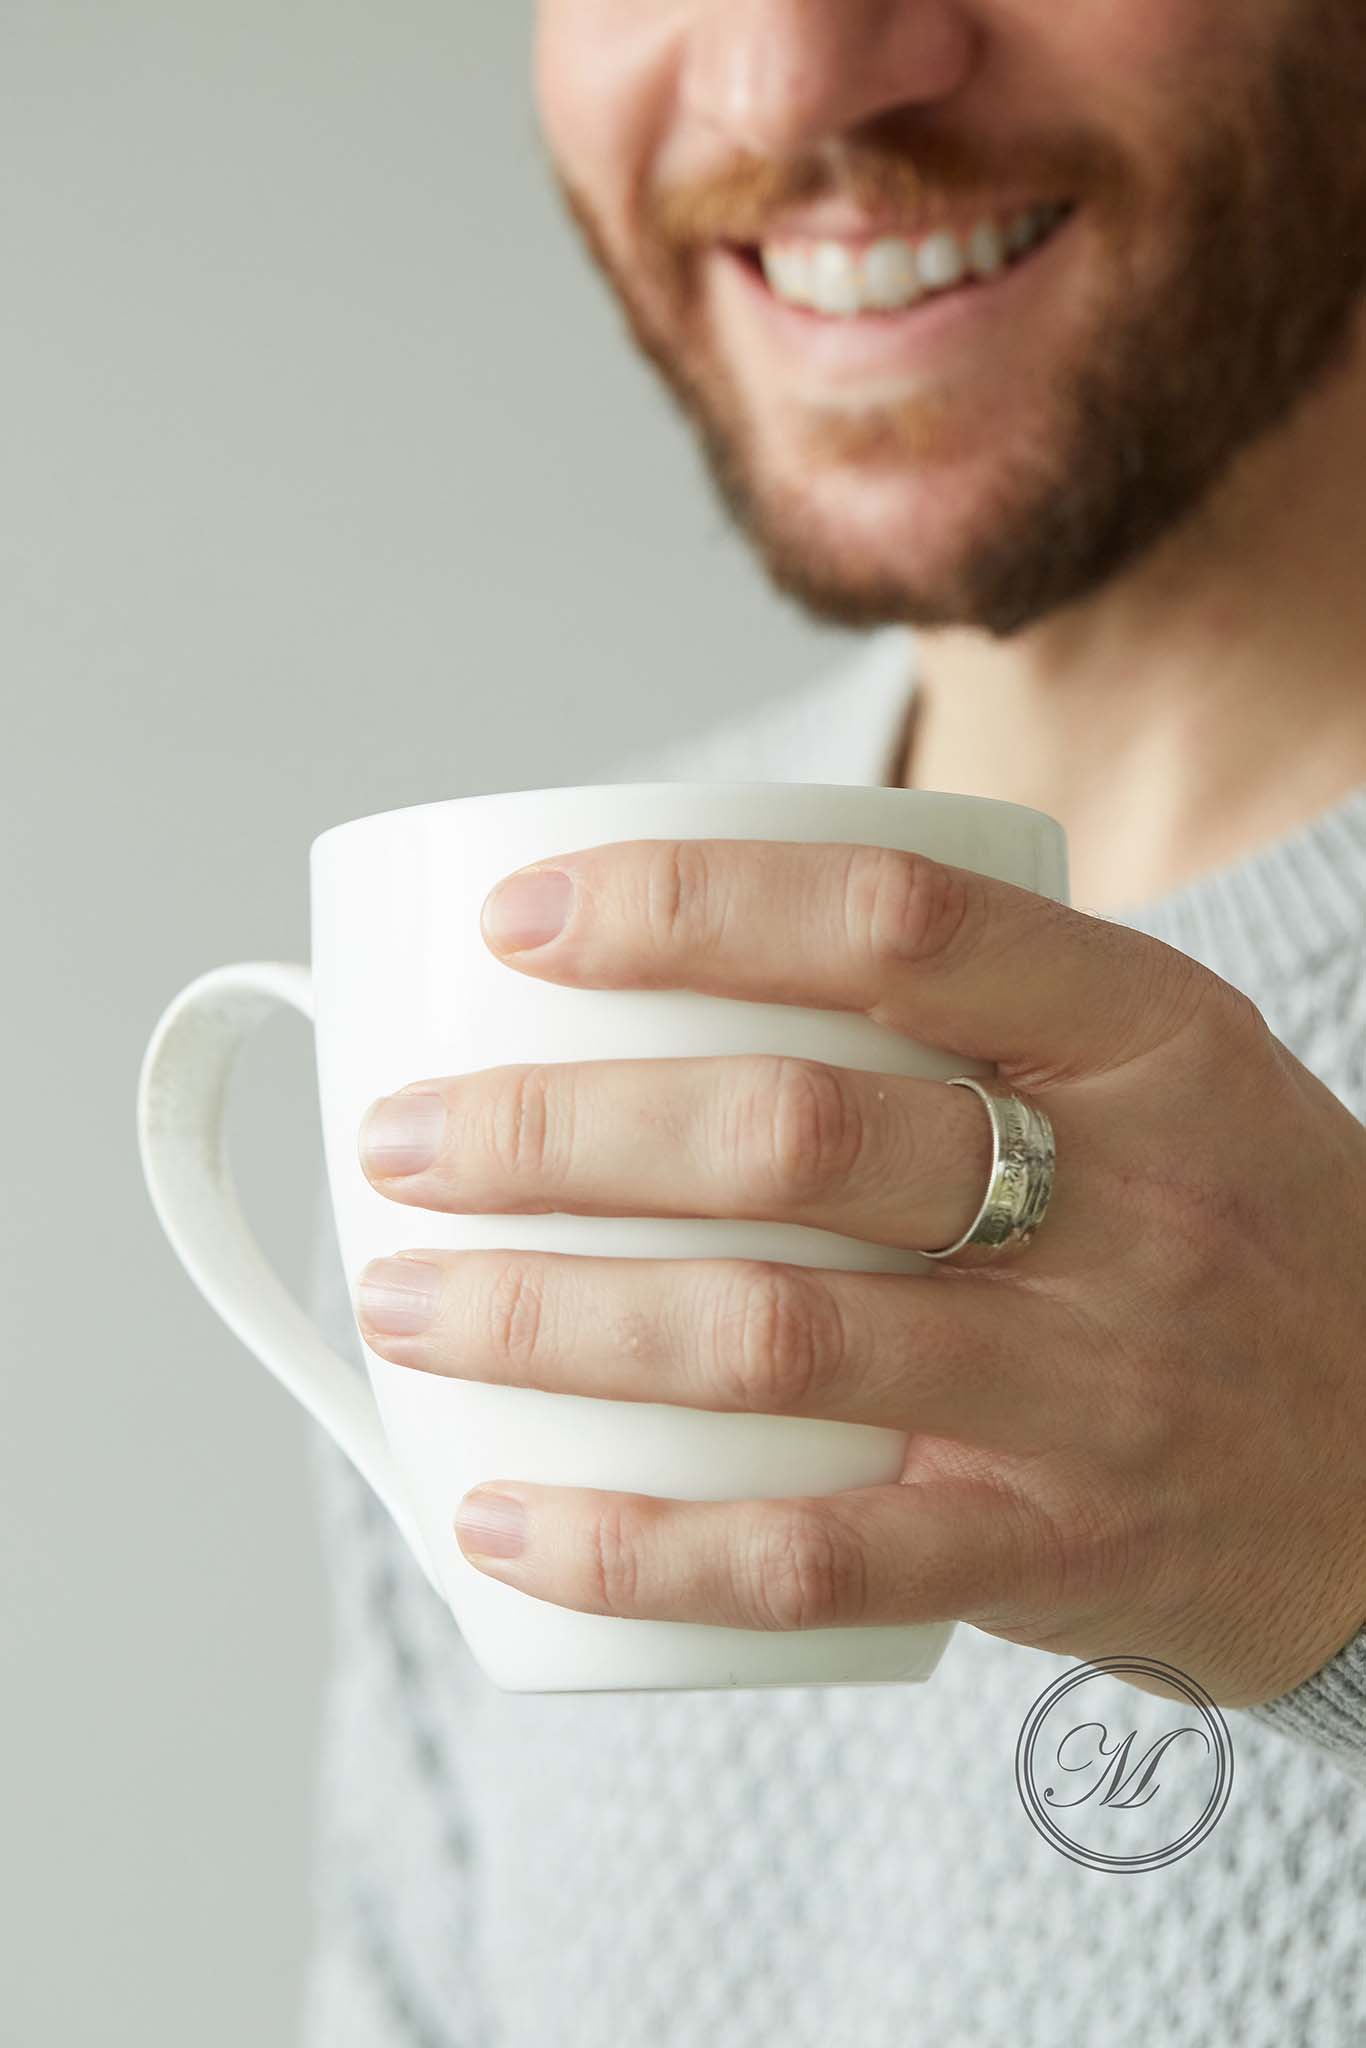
[{"left": 351, "top": 838, "right": 1366, "bottom": 1709}]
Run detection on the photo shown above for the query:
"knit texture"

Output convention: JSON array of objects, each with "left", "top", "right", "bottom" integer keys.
[{"left": 299, "top": 626, "right": 1366, "bottom": 2048}]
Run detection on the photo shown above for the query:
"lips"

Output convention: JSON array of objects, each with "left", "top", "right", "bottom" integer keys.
[
  {"left": 734, "top": 202, "right": 1067, "bottom": 305},
  {"left": 709, "top": 203, "right": 1080, "bottom": 388},
  {"left": 729, "top": 205, "right": 1072, "bottom": 317}
]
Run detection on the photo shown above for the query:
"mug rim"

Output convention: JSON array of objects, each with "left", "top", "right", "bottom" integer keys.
[{"left": 310, "top": 780, "right": 1065, "bottom": 863}]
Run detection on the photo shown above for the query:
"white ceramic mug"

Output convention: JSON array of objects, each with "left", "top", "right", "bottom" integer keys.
[{"left": 137, "top": 780, "right": 1067, "bottom": 1694}]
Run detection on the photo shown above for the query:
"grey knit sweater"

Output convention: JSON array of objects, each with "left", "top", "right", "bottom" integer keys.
[{"left": 301, "top": 625, "right": 1366, "bottom": 2048}]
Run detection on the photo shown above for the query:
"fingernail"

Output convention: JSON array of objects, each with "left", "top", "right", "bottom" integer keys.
[
  {"left": 481, "top": 868, "right": 575, "bottom": 952},
  {"left": 360, "top": 1091, "right": 446, "bottom": 1176},
  {"left": 355, "top": 1256, "right": 443, "bottom": 1336},
  {"left": 455, "top": 1489, "right": 527, "bottom": 1559}
]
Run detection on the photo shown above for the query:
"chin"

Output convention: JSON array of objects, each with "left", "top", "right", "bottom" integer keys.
[{"left": 759, "top": 446, "right": 1046, "bottom": 617}]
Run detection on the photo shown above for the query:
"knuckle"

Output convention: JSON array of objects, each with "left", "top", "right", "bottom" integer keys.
[
  {"left": 1109, "top": 1386, "right": 1180, "bottom": 1478},
  {"left": 644, "top": 839, "right": 712, "bottom": 954},
  {"left": 488, "top": 1063, "right": 558, "bottom": 1183},
  {"left": 484, "top": 1257, "right": 549, "bottom": 1374},
  {"left": 737, "top": 1055, "right": 866, "bottom": 1209},
  {"left": 1061, "top": 1479, "right": 1157, "bottom": 1611},
  {"left": 1108, "top": 948, "right": 1248, "bottom": 1077},
  {"left": 1182, "top": 968, "right": 1267, "bottom": 1067},
  {"left": 588, "top": 1495, "right": 644, "bottom": 1616},
  {"left": 1011, "top": 1471, "right": 1157, "bottom": 1630},
  {"left": 737, "top": 1502, "right": 867, "bottom": 1633},
  {"left": 845, "top": 844, "right": 977, "bottom": 971},
  {"left": 714, "top": 1261, "right": 833, "bottom": 1415}
]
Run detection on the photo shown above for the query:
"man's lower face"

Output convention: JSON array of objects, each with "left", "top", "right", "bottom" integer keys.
[
  {"left": 552, "top": 0, "right": 1366, "bottom": 639},
  {"left": 693, "top": 196, "right": 1109, "bottom": 622}
]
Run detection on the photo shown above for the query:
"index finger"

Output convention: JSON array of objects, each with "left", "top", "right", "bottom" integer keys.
[{"left": 479, "top": 838, "right": 1221, "bottom": 1080}]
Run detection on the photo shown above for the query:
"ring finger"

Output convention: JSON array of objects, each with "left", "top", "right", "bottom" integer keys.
[{"left": 353, "top": 1249, "right": 1078, "bottom": 1454}]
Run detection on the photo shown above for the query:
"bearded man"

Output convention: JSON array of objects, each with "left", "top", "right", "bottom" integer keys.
[{"left": 305, "top": 4, "right": 1366, "bottom": 2041}]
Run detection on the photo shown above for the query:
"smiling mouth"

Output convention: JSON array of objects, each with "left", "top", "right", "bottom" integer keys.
[{"left": 725, "top": 202, "right": 1076, "bottom": 319}]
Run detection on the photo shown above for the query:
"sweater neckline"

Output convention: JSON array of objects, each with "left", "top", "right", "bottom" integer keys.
[{"left": 864, "top": 625, "right": 1366, "bottom": 986}]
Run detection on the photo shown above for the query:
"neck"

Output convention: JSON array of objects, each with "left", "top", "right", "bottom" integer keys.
[{"left": 903, "top": 305, "right": 1366, "bottom": 918}]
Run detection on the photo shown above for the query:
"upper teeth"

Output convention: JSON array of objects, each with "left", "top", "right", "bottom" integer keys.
[{"left": 758, "top": 207, "right": 1066, "bottom": 315}]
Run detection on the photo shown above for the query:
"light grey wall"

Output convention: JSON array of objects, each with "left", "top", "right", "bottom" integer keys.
[{"left": 1, "top": 6, "right": 855, "bottom": 2045}]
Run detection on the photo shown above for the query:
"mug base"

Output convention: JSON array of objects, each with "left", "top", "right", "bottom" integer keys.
[{"left": 462, "top": 1608, "right": 958, "bottom": 1695}]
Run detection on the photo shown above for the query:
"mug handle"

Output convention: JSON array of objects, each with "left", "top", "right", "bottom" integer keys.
[{"left": 136, "top": 960, "right": 440, "bottom": 1594}]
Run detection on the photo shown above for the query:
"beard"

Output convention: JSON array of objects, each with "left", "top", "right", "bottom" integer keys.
[{"left": 544, "top": 0, "right": 1366, "bottom": 639}]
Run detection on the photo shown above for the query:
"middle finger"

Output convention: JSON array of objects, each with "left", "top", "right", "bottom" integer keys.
[{"left": 358, "top": 1054, "right": 997, "bottom": 1255}]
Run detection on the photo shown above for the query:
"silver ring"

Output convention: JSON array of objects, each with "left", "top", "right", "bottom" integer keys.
[{"left": 916, "top": 1076, "right": 1056, "bottom": 1268}]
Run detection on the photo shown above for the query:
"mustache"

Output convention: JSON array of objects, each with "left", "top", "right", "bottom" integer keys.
[{"left": 648, "top": 129, "right": 1130, "bottom": 246}]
